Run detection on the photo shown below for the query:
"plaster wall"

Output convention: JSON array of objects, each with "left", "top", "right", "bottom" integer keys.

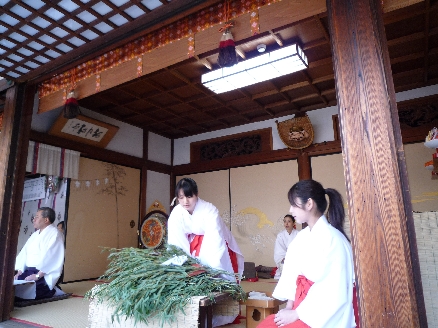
[
  {"left": 173, "top": 84, "right": 438, "bottom": 165},
  {"left": 31, "top": 96, "right": 143, "bottom": 158},
  {"left": 148, "top": 132, "right": 172, "bottom": 165},
  {"left": 146, "top": 170, "right": 171, "bottom": 216}
]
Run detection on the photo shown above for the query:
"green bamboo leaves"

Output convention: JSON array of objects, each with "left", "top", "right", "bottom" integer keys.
[{"left": 85, "top": 245, "right": 246, "bottom": 326}]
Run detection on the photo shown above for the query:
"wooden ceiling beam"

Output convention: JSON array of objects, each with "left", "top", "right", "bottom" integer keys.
[
  {"left": 268, "top": 30, "right": 283, "bottom": 46},
  {"left": 387, "top": 32, "right": 425, "bottom": 47},
  {"left": 238, "top": 89, "right": 275, "bottom": 116},
  {"left": 301, "top": 71, "right": 329, "bottom": 105},
  {"left": 390, "top": 52, "right": 424, "bottom": 65},
  {"left": 235, "top": 47, "right": 246, "bottom": 59},
  {"left": 313, "top": 15, "right": 331, "bottom": 42}
]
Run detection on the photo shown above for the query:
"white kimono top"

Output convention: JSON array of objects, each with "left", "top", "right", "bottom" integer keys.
[
  {"left": 167, "top": 198, "right": 244, "bottom": 279},
  {"left": 273, "top": 215, "right": 356, "bottom": 328},
  {"left": 15, "top": 224, "right": 65, "bottom": 290},
  {"left": 274, "top": 229, "right": 299, "bottom": 266}
]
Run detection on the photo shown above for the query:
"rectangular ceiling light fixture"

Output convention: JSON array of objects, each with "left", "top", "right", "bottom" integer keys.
[{"left": 201, "top": 44, "right": 308, "bottom": 94}]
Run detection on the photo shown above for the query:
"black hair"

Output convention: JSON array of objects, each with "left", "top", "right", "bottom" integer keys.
[
  {"left": 175, "top": 178, "right": 198, "bottom": 198},
  {"left": 38, "top": 207, "right": 56, "bottom": 224},
  {"left": 57, "top": 221, "right": 65, "bottom": 229},
  {"left": 287, "top": 179, "right": 349, "bottom": 241},
  {"left": 284, "top": 214, "right": 296, "bottom": 224}
]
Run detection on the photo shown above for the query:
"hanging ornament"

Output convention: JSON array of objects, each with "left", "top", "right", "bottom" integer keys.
[
  {"left": 218, "top": 22, "right": 237, "bottom": 68},
  {"left": 47, "top": 175, "right": 57, "bottom": 193},
  {"left": 63, "top": 89, "right": 81, "bottom": 119},
  {"left": 217, "top": 1, "right": 236, "bottom": 68},
  {"left": 63, "top": 68, "right": 81, "bottom": 119}
]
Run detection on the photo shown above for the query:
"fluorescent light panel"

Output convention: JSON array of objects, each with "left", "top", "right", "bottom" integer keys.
[{"left": 202, "top": 44, "right": 308, "bottom": 94}]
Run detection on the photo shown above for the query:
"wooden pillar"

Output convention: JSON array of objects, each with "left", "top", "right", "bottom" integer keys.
[
  {"left": 327, "top": 0, "right": 424, "bottom": 327},
  {"left": 297, "top": 151, "right": 311, "bottom": 180},
  {"left": 170, "top": 139, "right": 176, "bottom": 206},
  {"left": 0, "top": 83, "right": 35, "bottom": 321},
  {"left": 139, "top": 130, "right": 149, "bottom": 226}
]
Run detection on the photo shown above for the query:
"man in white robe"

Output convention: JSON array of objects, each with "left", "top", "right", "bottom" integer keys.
[
  {"left": 272, "top": 215, "right": 356, "bottom": 328},
  {"left": 14, "top": 207, "right": 65, "bottom": 300}
]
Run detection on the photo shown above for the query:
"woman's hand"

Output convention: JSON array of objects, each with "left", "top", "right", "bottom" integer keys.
[{"left": 274, "top": 308, "right": 299, "bottom": 327}]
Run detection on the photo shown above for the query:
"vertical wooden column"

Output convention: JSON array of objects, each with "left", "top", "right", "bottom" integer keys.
[
  {"left": 327, "top": 0, "right": 423, "bottom": 327},
  {"left": 0, "top": 83, "right": 35, "bottom": 321},
  {"left": 297, "top": 151, "right": 311, "bottom": 180},
  {"left": 139, "top": 130, "right": 148, "bottom": 241},
  {"left": 170, "top": 139, "right": 176, "bottom": 206}
]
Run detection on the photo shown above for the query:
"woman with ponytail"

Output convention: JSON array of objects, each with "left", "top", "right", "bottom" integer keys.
[{"left": 258, "top": 179, "right": 358, "bottom": 328}]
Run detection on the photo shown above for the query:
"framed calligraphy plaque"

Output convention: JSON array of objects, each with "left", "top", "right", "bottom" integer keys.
[{"left": 48, "top": 113, "right": 119, "bottom": 148}]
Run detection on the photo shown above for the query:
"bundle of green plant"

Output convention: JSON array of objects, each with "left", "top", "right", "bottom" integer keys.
[{"left": 85, "top": 245, "right": 247, "bottom": 326}]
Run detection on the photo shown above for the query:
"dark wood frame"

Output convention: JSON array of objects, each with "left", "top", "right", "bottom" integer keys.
[
  {"left": 48, "top": 113, "right": 119, "bottom": 148},
  {"left": 190, "top": 128, "right": 273, "bottom": 163}
]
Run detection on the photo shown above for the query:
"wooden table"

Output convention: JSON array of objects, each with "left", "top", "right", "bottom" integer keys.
[{"left": 198, "top": 292, "right": 234, "bottom": 328}]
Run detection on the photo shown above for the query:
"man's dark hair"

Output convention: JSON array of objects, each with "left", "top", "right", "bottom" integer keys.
[{"left": 38, "top": 207, "right": 56, "bottom": 224}]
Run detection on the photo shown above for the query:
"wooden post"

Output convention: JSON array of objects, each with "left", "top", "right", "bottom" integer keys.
[
  {"left": 0, "top": 83, "right": 35, "bottom": 321},
  {"left": 139, "top": 130, "right": 149, "bottom": 231},
  {"left": 327, "top": 0, "right": 424, "bottom": 326},
  {"left": 297, "top": 151, "right": 311, "bottom": 181}
]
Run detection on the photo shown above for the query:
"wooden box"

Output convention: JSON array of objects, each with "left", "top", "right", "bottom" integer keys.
[{"left": 240, "top": 292, "right": 286, "bottom": 328}]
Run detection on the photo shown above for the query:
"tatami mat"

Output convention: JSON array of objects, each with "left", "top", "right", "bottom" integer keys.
[
  {"left": 10, "top": 297, "right": 89, "bottom": 328},
  {"left": 4, "top": 279, "right": 277, "bottom": 328},
  {"left": 60, "top": 280, "right": 105, "bottom": 297}
]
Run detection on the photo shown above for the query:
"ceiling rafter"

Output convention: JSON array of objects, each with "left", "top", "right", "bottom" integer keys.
[{"left": 1, "top": 1, "right": 435, "bottom": 139}]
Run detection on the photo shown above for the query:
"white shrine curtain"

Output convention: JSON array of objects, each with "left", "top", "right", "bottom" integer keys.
[{"left": 26, "top": 141, "right": 80, "bottom": 179}]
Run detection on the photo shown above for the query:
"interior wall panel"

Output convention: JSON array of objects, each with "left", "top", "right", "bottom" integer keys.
[
  {"left": 64, "top": 158, "right": 140, "bottom": 281},
  {"left": 146, "top": 170, "right": 171, "bottom": 215},
  {"left": 404, "top": 143, "right": 438, "bottom": 212},
  {"left": 230, "top": 161, "right": 299, "bottom": 267},
  {"left": 311, "top": 153, "right": 351, "bottom": 238}
]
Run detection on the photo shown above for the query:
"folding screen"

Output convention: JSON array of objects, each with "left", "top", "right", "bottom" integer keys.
[
  {"left": 230, "top": 160, "right": 299, "bottom": 267},
  {"left": 64, "top": 157, "right": 140, "bottom": 281}
]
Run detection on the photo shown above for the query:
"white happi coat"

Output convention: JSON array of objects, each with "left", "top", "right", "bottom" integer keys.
[
  {"left": 274, "top": 229, "right": 299, "bottom": 266},
  {"left": 167, "top": 198, "right": 244, "bottom": 278},
  {"left": 273, "top": 216, "right": 356, "bottom": 328},
  {"left": 15, "top": 224, "right": 65, "bottom": 290}
]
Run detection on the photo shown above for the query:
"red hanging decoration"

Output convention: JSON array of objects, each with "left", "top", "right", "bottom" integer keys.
[
  {"left": 63, "top": 68, "right": 80, "bottom": 119},
  {"left": 217, "top": 1, "right": 237, "bottom": 68},
  {"left": 63, "top": 90, "right": 80, "bottom": 119},
  {"left": 218, "top": 27, "right": 237, "bottom": 68}
]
